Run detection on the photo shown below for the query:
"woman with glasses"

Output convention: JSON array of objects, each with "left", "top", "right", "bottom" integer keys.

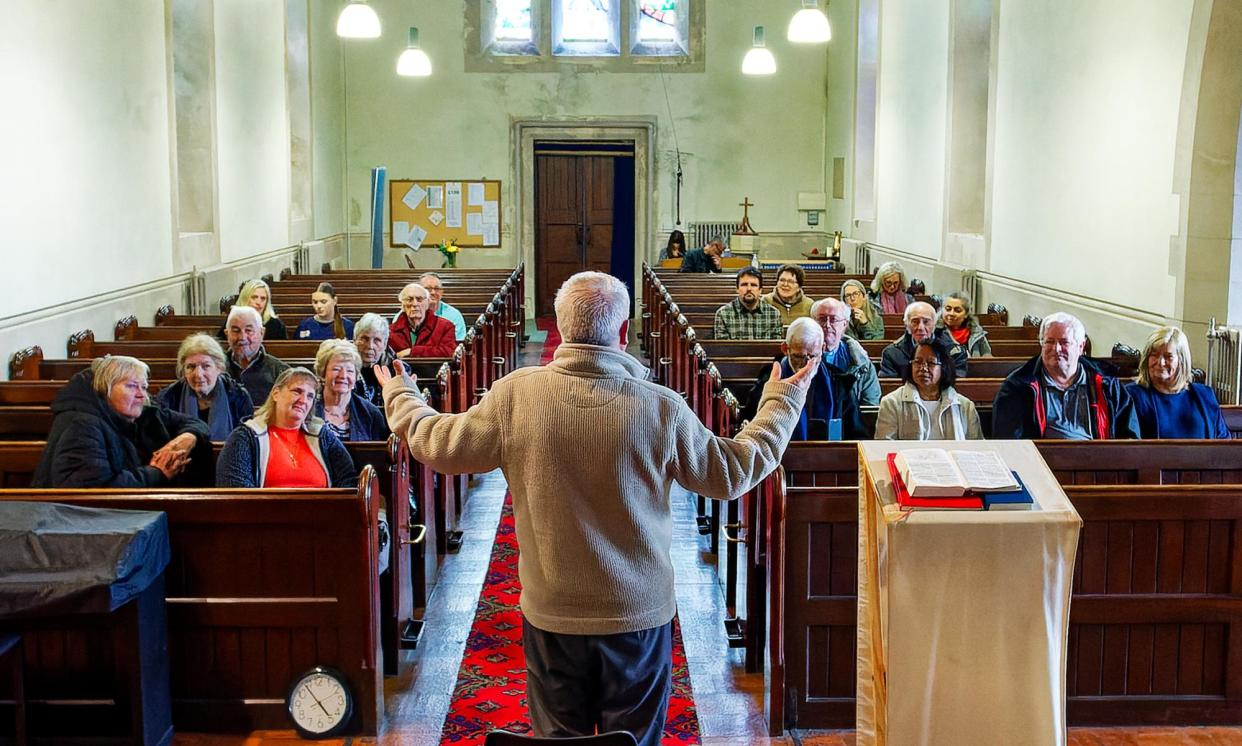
[
  {"left": 841, "top": 279, "right": 884, "bottom": 340},
  {"left": 762, "top": 264, "right": 815, "bottom": 326},
  {"left": 1125, "top": 326, "right": 1229, "bottom": 439},
  {"left": 875, "top": 339, "right": 983, "bottom": 440}
]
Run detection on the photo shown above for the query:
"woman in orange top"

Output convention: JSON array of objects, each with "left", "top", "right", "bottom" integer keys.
[{"left": 215, "top": 367, "right": 357, "bottom": 488}]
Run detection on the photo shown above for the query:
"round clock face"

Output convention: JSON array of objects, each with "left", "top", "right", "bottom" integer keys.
[{"left": 287, "top": 667, "right": 353, "bottom": 738}]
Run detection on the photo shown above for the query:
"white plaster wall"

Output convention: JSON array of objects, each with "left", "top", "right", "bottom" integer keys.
[
  {"left": 824, "top": 0, "right": 858, "bottom": 237},
  {"left": 337, "top": 1, "right": 832, "bottom": 267},
  {"left": 214, "top": 0, "right": 291, "bottom": 262},
  {"left": 874, "top": 0, "right": 949, "bottom": 259},
  {"left": 989, "top": 0, "right": 1191, "bottom": 317},
  {"left": 0, "top": 0, "right": 173, "bottom": 316},
  {"left": 310, "top": 0, "right": 346, "bottom": 241}
]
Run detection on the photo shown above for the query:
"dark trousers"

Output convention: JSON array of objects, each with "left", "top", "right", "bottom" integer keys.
[{"left": 522, "top": 619, "right": 672, "bottom": 746}]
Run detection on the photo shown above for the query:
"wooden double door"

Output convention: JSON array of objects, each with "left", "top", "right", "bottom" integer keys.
[{"left": 535, "top": 154, "right": 620, "bottom": 317}]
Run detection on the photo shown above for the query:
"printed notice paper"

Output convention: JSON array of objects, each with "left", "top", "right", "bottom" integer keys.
[
  {"left": 483, "top": 201, "right": 499, "bottom": 223},
  {"left": 466, "top": 212, "right": 484, "bottom": 236},
  {"left": 402, "top": 184, "right": 427, "bottom": 211},
  {"left": 427, "top": 186, "right": 444, "bottom": 210},
  {"left": 405, "top": 224, "right": 428, "bottom": 251},
  {"left": 393, "top": 221, "right": 411, "bottom": 245},
  {"left": 428, "top": 211, "right": 444, "bottom": 226},
  {"left": 445, "top": 183, "right": 462, "bottom": 228},
  {"left": 482, "top": 222, "right": 499, "bottom": 246},
  {"left": 468, "top": 183, "right": 485, "bottom": 206}
]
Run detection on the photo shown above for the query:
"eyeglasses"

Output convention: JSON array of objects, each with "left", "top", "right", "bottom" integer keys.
[
  {"left": 821, "top": 316, "right": 849, "bottom": 326},
  {"left": 843, "top": 291, "right": 864, "bottom": 300},
  {"left": 911, "top": 360, "right": 942, "bottom": 370}
]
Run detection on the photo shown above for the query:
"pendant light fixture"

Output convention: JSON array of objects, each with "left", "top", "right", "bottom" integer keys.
[
  {"left": 336, "top": 0, "right": 381, "bottom": 39},
  {"left": 787, "top": 0, "right": 832, "bottom": 43},
  {"left": 741, "top": 26, "right": 776, "bottom": 76},
  {"left": 397, "top": 27, "right": 432, "bottom": 77}
]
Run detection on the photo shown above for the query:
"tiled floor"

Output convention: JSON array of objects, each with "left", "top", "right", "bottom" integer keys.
[{"left": 175, "top": 331, "right": 1242, "bottom": 745}]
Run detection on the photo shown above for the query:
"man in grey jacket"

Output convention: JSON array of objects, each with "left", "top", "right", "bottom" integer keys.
[{"left": 379, "top": 271, "right": 811, "bottom": 745}]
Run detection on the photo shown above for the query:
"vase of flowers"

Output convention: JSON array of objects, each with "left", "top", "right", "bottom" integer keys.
[{"left": 438, "top": 238, "right": 459, "bottom": 268}]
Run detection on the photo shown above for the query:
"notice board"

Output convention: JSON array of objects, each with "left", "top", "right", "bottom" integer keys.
[{"left": 389, "top": 179, "right": 502, "bottom": 249}]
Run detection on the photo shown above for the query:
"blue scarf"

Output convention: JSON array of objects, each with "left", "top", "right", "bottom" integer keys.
[
  {"left": 783, "top": 358, "right": 835, "bottom": 441},
  {"left": 177, "top": 380, "right": 235, "bottom": 440}
]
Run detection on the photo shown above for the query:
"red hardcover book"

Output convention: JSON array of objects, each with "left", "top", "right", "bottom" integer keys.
[{"left": 886, "top": 453, "right": 984, "bottom": 510}]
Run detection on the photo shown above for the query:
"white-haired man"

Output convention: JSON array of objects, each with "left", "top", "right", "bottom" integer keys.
[
  {"left": 418, "top": 272, "right": 467, "bottom": 341},
  {"left": 224, "top": 305, "right": 290, "bottom": 404},
  {"left": 740, "top": 316, "right": 868, "bottom": 439},
  {"left": 992, "top": 312, "right": 1139, "bottom": 439},
  {"left": 378, "top": 271, "right": 812, "bottom": 745},
  {"left": 389, "top": 283, "right": 456, "bottom": 358},
  {"left": 353, "top": 312, "right": 393, "bottom": 406},
  {"left": 878, "top": 301, "right": 968, "bottom": 378},
  {"left": 812, "top": 297, "right": 881, "bottom": 407}
]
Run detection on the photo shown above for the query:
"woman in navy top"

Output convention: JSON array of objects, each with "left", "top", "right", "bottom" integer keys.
[
  {"left": 296, "top": 282, "right": 355, "bottom": 340},
  {"left": 1125, "top": 326, "right": 1229, "bottom": 439}
]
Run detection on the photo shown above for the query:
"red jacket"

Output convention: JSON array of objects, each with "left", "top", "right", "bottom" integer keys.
[{"left": 388, "top": 310, "right": 457, "bottom": 358}]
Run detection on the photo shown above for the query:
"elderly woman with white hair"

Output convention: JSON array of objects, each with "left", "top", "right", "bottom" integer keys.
[
  {"left": 32, "top": 356, "right": 213, "bottom": 487},
  {"left": 155, "top": 333, "right": 254, "bottom": 439},
  {"left": 313, "top": 339, "right": 390, "bottom": 441},
  {"left": 1125, "top": 326, "right": 1228, "bottom": 439},
  {"left": 353, "top": 312, "right": 394, "bottom": 406},
  {"left": 216, "top": 367, "right": 357, "bottom": 488},
  {"left": 870, "top": 260, "right": 914, "bottom": 315}
]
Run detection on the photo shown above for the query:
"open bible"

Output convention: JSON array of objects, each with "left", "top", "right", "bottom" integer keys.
[{"left": 892, "top": 448, "right": 1020, "bottom": 498}]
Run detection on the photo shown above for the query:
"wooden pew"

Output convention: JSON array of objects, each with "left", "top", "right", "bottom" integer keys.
[
  {"left": 759, "top": 440, "right": 1242, "bottom": 733},
  {"left": 0, "top": 470, "right": 384, "bottom": 737}
]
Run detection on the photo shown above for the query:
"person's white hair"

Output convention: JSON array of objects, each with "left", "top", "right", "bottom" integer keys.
[
  {"left": 870, "top": 261, "right": 907, "bottom": 295},
  {"left": 418, "top": 272, "right": 442, "bottom": 283},
  {"left": 1137, "top": 325, "right": 1193, "bottom": 391},
  {"left": 785, "top": 317, "right": 824, "bottom": 347},
  {"left": 226, "top": 305, "right": 263, "bottom": 329},
  {"left": 315, "top": 339, "right": 363, "bottom": 380},
  {"left": 354, "top": 312, "right": 390, "bottom": 343},
  {"left": 1039, "top": 312, "right": 1086, "bottom": 345},
  {"left": 903, "top": 301, "right": 936, "bottom": 325},
  {"left": 554, "top": 271, "right": 630, "bottom": 346},
  {"left": 91, "top": 355, "right": 150, "bottom": 404},
  {"left": 398, "top": 282, "right": 428, "bottom": 301},
  {"left": 176, "top": 333, "right": 227, "bottom": 377}
]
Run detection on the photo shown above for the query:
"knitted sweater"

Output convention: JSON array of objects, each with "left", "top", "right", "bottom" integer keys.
[{"left": 384, "top": 343, "right": 805, "bottom": 635}]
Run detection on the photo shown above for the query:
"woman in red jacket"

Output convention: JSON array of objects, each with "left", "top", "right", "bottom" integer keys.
[{"left": 388, "top": 282, "right": 457, "bottom": 358}]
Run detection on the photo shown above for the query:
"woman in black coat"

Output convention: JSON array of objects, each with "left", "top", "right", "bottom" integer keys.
[{"left": 33, "top": 357, "right": 213, "bottom": 488}]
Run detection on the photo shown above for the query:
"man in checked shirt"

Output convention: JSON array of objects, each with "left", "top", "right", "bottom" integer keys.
[{"left": 713, "top": 267, "right": 784, "bottom": 340}]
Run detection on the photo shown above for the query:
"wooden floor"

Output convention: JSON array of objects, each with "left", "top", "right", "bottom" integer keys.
[{"left": 175, "top": 329, "right": 1242, "bottom": 745}]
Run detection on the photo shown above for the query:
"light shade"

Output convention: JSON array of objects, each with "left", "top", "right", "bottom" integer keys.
[
  {"left": 742, "top": 26, "right": 776, "bottom": 75},
  {"left": 397, "top": 27, "right": 432, "bottom": 77},
  {"left": 337, "top": 0, "right": 381, "bottom": 39},
  {"left": 787, "top": 1, "right": 831, "bottom": 43}
]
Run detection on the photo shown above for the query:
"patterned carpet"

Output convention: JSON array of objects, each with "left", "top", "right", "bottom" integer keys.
[{"left": 438, "top": 494, "right": 701, "bottom": 743}]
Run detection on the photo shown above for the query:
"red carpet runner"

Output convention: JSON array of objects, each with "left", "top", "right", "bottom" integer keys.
[
  {"left": 440, "top": 318, "right": 700, "bottom": 743},
  {"left": 536, "top": 316, "right": 561, "bottom": 365}
]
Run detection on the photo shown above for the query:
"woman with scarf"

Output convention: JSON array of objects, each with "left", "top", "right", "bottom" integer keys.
[
  {"left": 869, "top": 260, "right": 915, "bottom": 315},
  {"left": 156, "top": 334, "right": 254, "bottom": 440}
]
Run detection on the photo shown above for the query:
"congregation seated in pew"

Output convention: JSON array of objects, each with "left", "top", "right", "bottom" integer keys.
[
  {"left": 225, "top": 305, "right": 291, "bottom": 404},
  {"left": 390, "top": 282, "right": 457, "bottom": 358},
  {"left": 217, "top": 278, "right": 286, "bottom": 341},
  {"left": 811, "top": 297, "right": 881, "bottom": 406},
  {"left": 315, "top": 339, "right": 390, "bottom": 442},
  {"left": 714, "top": 267, "right": 783, "bottom": 341},
  {"left": 295, "top": 281, "right": 355, "bottom": 340},
  {"left": 678, "top": 233, "right": 725, "bottom": 273},
  {"left": 879, "top": 301, "right": 969, "bottom": 378},
  {"left": 992, "top": 312, "right": 1140, "bottom": 439},
  {"left": 1126, "top": 325, "right": 1229, "bottom": 439},
  {"left": 419, "top": 272, "right": 467, "bottom": 341},
  {"left": 33, "top": 356, "right": 214, "bottom": 488},
  {"left": 154, "top": 333, "right": 254, "bottom": 439},
  {"left": 762, "top": 264, "right": 815, "bottom": 326},
  {"left": 875, "top": 339, "right": 983, "bottom": 440},
  {"left": 354, "top": 312, "right": 395, "bottom": 406},
  {"left": 870, "top": 260, "right": 914, "bottom": 315},
  {"left": 658, "top": 228, "right": 686, "bottom": 262},
  {"left": 216, "top": 366, "right": 357, "bottom": 488},
  {"left": 937, "top": 290, "right": 992, "bottom": 357},
  {"left": 841, "top": 278, "right": 884, "bottom": 340},
  {"left": 741, "top": 317, "right": 868, "bottom": 440}
]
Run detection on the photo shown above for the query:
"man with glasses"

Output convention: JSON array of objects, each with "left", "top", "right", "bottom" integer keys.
[
  {"left": 812, "top": 297, "right": 881, "bottom": 407},
  {"left": 418, "top": 272, "right": 467, "bottom": 341},
  {"left": 741, "top": 313, "right": 869, "bottom": 439},
  {"left": 878, "top": 301, "right": 968, "bottom": 378},
  {"left": 992, "top": 312, "right": 1139, "bottom": 439},
  {"left": 388, "top": 282, "right": 457, "bottom": 358}
]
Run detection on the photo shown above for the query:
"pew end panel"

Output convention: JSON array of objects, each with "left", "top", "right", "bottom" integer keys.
[{"left": 8, "top": 347, "right": 43, "bottom": 381}]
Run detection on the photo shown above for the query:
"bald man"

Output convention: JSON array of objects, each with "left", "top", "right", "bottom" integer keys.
[{"left": 878, "top": 301, "right": 968, "bottom": 378}]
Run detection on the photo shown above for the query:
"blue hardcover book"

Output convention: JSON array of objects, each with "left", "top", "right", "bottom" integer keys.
[{"left": 981, "top": 471, "right": 1035, "bottom": 511}]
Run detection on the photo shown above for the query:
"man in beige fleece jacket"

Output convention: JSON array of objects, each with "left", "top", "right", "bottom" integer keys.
[{"left": 379, "top": 271, "right": 811, "bottom": 745}]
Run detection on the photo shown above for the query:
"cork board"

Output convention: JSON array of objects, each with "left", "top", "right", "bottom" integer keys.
[{"left": 388, "top": 179, "right": 502, "bottom": 249}]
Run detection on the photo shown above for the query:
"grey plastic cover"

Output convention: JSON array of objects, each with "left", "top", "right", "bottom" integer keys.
[{"left": 0, "top": 501, "right": 170, "bottom": 619}]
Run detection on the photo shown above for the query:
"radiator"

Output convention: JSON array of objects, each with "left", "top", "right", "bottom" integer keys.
[
  {"left": 687, "top": 221, "right": 740, "bottom": 250},
  {"left": 188, "top": 269, "right": 208, "bottom": 315},
  {"left": 961, "top": 269, "right": 981, "bottom": 304},
  {"left": 1206, "top": 318, "right": 1242, "bottom": 405},
  {"left": 854, "top": 242, "right": 872, "bottom": 275}
]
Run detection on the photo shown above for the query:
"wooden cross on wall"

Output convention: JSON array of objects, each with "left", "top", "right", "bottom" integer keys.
[{"left": 736, "top": 197, "right": 757, "bottom": 235}]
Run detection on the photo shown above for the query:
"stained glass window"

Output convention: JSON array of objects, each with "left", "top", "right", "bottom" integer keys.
[
  {"left": 559, "top": 0, "right": 613, "bottom": 42},
  {"left": 636, "top": 0, "right": 678, "bottom": 42},
  {"left": 494, "top": 0, "right": 533, "bottom": 41}
]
